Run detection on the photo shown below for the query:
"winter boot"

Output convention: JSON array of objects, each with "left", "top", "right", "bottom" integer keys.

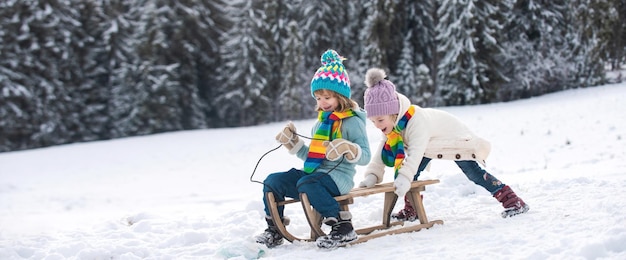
[
  {"left": 494, "top": 185, "right": 529, "bottom": 218},
  {"left": 391, "top": 195, "right": 420, "bottom": 221},
  {"left": 315, "top": 211, "right": 357, "bottom": 249},
  {"left": 255, "top": 215, "right": 290, "bottom": 248}
]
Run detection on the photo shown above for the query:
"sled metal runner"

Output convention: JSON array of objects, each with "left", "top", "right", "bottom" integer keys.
[{"left": 265, "top": 179, "right": 444, "bottom": 245}]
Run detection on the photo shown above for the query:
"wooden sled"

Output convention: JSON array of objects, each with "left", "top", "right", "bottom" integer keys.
[
  {"left": 265, "top": 179, "right": 443, "bottom": 244},
  {"left": 265, "top": 191, "right": 316, "bottom": 242}
]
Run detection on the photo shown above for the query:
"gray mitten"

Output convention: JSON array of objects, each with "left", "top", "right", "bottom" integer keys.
[
  {"left": 323, "top": 138, "right": 361, "bottom": 162},
  {"left": 275, "top": 122, "right": 303, "bottom": 153},
  {"left": 358, "top": 174, "right": 378, "bottom": 188},
  {"left": 394, "top": 175, "right": 411, "bottom": 198}
]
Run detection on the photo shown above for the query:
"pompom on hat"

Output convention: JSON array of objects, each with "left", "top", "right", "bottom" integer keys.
[
  {"left": 363, "top": 68, "right": 400, "bottom": 117},
  {"left": 310, "top": 49, "right": 351, "bottom": 99}
]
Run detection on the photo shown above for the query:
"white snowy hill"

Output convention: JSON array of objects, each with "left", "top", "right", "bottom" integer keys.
[{"left": 1, "top": 82, "right": 625, "bottom": 259}]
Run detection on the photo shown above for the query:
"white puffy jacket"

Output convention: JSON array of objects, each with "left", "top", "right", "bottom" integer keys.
[{"left": 364, "top": 93, "right": 491, "bottom": 183}]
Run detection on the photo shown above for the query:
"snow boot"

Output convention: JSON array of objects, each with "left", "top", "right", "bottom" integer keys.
[
  {"left": 391, "top": 195, "right": 421, "bottom": 222},
  {"left": 255, "top": 215, "right": 290, "bottom": 248},
  {"left": 316, "top": 211, "right": 357, "bottom": 249},
  {"left": 494, "top": 185, "right": 529, "bottom": 218}
]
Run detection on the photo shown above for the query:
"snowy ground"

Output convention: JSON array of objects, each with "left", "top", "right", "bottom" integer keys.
[{"left": 1, "top": 82, "right": 625, "bottom": 259}]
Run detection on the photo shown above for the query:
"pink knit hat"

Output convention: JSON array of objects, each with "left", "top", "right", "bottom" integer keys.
[{"left": 363, "top": 68, "right": 400, "bottom": 117}]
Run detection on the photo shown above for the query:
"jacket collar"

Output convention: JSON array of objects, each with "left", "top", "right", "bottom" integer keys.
[{"left": 395, "top": 92, "right": 412, "bottom": 124}]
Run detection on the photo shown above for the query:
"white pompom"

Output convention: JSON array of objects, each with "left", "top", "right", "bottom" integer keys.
[{"left": 365, "top": 68, "right": 386, "bottom": 88}]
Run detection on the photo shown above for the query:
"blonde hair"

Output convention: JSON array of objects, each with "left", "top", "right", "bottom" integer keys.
[
  {"left": 390, "top": 114, "right": 398, "bottom": 123},
  {"left": 313, "top": 89, "right": 359, "bottom": 112}
]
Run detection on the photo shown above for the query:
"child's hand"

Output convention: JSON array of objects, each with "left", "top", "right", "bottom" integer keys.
[
  {"left": 275, "top": 122, "right": 302, "bottom": 153},
  {"left": 275, "top": 122, "right": 297, "bottom": 144},
  {"left": 394, "top": 175, "right": 411, "bottom": 198},
  {"left": 359, "top": 174, "right": 378, "bottom": 188},
  {"left": 323, "top": 139, "right": 361, "bottom": 163}
]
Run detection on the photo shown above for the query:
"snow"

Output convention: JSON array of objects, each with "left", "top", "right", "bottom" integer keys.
[{"left": 1, "top": 83, "right": 626, "bottom": 259}]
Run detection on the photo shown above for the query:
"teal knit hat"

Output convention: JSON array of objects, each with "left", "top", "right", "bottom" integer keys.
[{"left": 310, "top": 49, "right": 351, "bottom": 99}]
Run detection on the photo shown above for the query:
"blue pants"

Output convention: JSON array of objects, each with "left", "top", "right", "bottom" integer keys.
[
  {"left": 262, "top": 168, "right": 341, "bottom": 219},
  {"left": 415, "top": 158, "right": 504, "bottom": 194}
]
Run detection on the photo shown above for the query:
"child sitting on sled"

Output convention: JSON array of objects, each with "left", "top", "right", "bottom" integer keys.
[
  {"left": 359, "top": 68, "right": 529, "bottom": 219},
  {"left": 255, "top": 50, "right": 371, "bottom": 249}
]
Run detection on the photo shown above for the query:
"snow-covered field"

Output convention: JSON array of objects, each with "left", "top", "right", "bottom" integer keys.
[{"left": 1, "top": 83, "right": 625, "bottom": 259}]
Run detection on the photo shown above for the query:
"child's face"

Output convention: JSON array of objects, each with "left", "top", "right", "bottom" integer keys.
[
  {"left": 369, "top": 115, "right": 397, "bottom": 135},
  {"left": 314, "top": 91, "right": 339, "bottom": 112}
]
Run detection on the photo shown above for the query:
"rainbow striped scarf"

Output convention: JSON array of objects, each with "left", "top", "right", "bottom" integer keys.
[
  {"left": 381, "top": 105, "right": 416, "bottom": 179},
  {"left": 303, "top": 110, "right": 356, "bottom": 173}
]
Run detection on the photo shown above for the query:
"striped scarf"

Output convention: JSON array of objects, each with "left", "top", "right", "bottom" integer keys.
[
  {"left": 381, "top": 105, "right": 416, "bottom": 179},
  {"left": 303, "top": 110, "right": 356, "bottom": 173}
]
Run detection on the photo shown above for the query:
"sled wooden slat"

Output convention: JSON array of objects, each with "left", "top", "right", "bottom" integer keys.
[
  {"left": 302, "top": 180, "right": 442, "bottom": 240},
  {"left": 346, "top": 218, "right": 445, "bottom": 246},
  {"left": 265, "top": 192, "right": 316, "bottom": 242},
  {"left": 265, "top": 179, "right": 443, "bottom": 244}
]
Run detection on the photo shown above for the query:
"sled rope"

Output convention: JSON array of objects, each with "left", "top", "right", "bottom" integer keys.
[{"left": 249, "top": 129, "right": 344, "bottom": 190}]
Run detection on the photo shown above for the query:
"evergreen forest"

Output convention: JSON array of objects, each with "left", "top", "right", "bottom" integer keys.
[{"left": 1, "top": 0, "right": 624, "bottom": 152}]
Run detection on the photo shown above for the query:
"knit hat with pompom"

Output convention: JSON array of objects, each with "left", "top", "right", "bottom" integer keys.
[
  {"left": 363, "top": 68, "right": 400, "bottom": 117},
  {"left": 310, "top": 49, "right": 351, "bottom": 99}
]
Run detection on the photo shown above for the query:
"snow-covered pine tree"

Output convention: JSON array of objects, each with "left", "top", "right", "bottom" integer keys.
[
  {"left": 567, "top": 0, "right": 609, "bottom": 87},
  {"left": 105, "top": 0, "right": 147, "bottom": 138},
  {"left": 0, "top": 0, "right": 90, "bottom": 150},
  {"left": 393, "top": 0, "right": 436, "bottom": 106},
  {"left": 300, "top": 0, "right": 353, "bottom": 77},
  {"left": 68, "top": 1, "right": 113, "bottom": 143},
  {"left": 394, "top": 34, "right": 434, "bottom": 107},
  {"left": 436, "top": 0, "right": 508, "bottom": 105},
  {"left": 353, "top": 0, "right": 398, "bottom": 104},
  {"left": 0, "top": 1, "right": 39, "bottom": 151},
  {"left": 499, "top": 0, "right": 570, "bottom": 99},
  {"left": 605, "top": 0, "right": 625, "bottom": 71},
  {"left": 171, "top": 0, "right": 228, "bottom": 130},
  {"left": 215, "top": 0, "right": 273, "bottom": 127},
  {"left": 278, "top": 19, "right": 311, "bottom": 120}
]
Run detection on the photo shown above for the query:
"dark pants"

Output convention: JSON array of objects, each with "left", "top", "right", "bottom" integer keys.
[
  {"left": 262, "top": 168, "right": 341, "bottom": 219},
  {"left": 415, "top": 158, "right": 504, "bottom": 194}
]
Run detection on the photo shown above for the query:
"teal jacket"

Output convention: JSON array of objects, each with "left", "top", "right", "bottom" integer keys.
[{"left": 295, "top": 108, "right": 371, "bottom": 194}]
